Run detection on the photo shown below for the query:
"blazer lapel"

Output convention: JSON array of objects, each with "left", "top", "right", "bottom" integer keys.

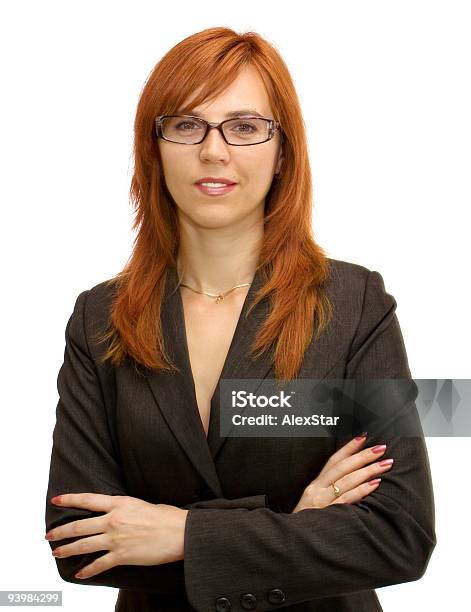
[
  {"left": 144, "top": 266, "right": 219, "bottom": 495},
  {"left": 205, "top": 270, "right": 274, "bottom": 459},
  {"left": 144, "top": 265, "right": 273, "bottom": 496},
  {"left": 144, "top": 264, "right": 346, "bottom": 497}
]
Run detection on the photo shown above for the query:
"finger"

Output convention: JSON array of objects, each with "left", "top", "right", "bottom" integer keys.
[
  {"left": 52, "top": 534, "right": 110, "bottom": 559},
  {"left": 330, "top": 478, "right": 382, "bottom": 505},
  {"left": 325, "top": 433, "right": 368, "bottom": 468},
  {"left": 47, "top": 515, "right": 107, "bottom": 542},
  {"left": 331, "top": 459, "right": 394, "bottom": 499},
  {"left": 74, "top": 551, "right": 121, "bottom": 580},
  {"left": 346, "top": 458, "right": 394, "bottom": 490},
  {"left": 50, "top": 493, "right": 124, "bottom": 512},
  {"left": 322, "top": 443, "right": 387, "bottom": 486}
]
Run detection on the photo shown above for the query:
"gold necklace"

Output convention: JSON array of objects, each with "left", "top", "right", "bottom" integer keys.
[{"left": 179, "top": 281, "right": 251, "bottom": 304}]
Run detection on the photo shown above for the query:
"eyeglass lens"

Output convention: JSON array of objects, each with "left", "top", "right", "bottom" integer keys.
[{"left": 160, "top": 116, "right": 270, "bottom": 145}]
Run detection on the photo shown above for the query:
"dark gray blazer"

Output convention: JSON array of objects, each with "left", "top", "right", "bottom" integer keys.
[{"left": 45, "top": 258, "right": 436, "bottom": 612}]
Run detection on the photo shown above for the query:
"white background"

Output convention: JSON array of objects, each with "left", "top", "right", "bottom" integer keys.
[{"left": 1, "top": 1, "right": 469, "bottom": 610}]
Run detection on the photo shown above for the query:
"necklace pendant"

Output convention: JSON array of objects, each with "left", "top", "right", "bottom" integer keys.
[{"left": 215, "top": 294, "right": 224, "bottom": 304}]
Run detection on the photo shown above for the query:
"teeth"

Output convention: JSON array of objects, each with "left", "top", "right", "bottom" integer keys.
[{"left": 200, "top": 182, "right": 229, "bottom": 187}]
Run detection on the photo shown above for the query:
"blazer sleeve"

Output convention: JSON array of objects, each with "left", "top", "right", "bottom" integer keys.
[
  {"left": 182, "top": 270, "right": 437, "bottom": 611},
  {"left": 45, "top": 290, "right": 269, "bottom": 594}
]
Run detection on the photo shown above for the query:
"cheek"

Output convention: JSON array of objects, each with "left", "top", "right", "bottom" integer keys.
[
  {"left": 160, "top": 153, "right": 189, "bottom": 191},
  {"left": 247, "top": 151, "right": 278, "bottom": 177},
  {"left": 247, "top": 159, "right": 277, "bottom": 190}
]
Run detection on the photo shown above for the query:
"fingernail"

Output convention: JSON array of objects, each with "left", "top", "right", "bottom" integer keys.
[
  {"left": 75, "top": 571, "right": 84, "bottom": 579},
  {"left": 372, "top": 444, "right": 387, "bottom": 453},
  {"left": 379, "top": 458, "right": 394, "bottom": 466},
  {"left": 369, "top": 478, "right": 382, "bottom": 486},
  {"left": 51, "top": 496, "right": 62, "bottom": 504},
  {"left": 355, "top": 432, "right": 368, "bottom": 440}
]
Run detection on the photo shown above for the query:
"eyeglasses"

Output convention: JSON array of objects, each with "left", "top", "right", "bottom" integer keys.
[{"left": 155, "top": 114, "right": 282, "bottom": 146}]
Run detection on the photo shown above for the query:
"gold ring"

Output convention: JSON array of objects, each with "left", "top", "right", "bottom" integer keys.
[{"left": 331, "top": 482, "right": 342, "bottom": 498}]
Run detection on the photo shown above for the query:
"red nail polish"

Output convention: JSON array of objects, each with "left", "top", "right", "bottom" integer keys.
[
  {"left": 372, "top": 444, "right": 387, "bottom": 453},
  {"left": 51, "top": 496, "right": 62, "bottom": 504},
  {"left": 355, "top": 432, "right": 368, "bottom": 440}
]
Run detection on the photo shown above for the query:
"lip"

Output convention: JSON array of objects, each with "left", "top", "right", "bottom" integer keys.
[
  {"left": 195, "top": 183, "right": 238, "bottom": 196},
  {"left": 195, "top": 177, "right": 237, "bottom": 185},
  {"left": 195, "top": 176, "right": 236, "bottom": 185}
]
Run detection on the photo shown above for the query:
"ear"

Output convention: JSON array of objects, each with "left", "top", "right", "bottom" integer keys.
[{"left": 275, "top": 143, "right": 284, "bottom": 175}]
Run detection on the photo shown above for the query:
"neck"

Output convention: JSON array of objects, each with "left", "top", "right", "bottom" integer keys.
[{"left": 175, "top": 217, "right": 263, "bottom": 293}]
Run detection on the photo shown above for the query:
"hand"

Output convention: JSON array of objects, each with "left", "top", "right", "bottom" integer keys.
[
  {"left": 45, "top": 493, "right": 189, "bottom": 579},
  {"left": 292, "top": 436, "right": 393, "bottom": 512}
]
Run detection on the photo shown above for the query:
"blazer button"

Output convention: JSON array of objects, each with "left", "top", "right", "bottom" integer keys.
[
  {"left": 215, "top": 596, "right": 232, "bottom": 611},
  {"left": 266, "top": 588, "right": 286, "bottom": 605},
  {"left": 240, "top": 592, "right": 257, "bottom": 610}
]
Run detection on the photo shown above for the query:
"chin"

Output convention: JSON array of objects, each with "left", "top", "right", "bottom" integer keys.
[
  {"left": 190, "top": 213, "right": 242, "bottom": 229},
  {"left": 189, "top": 206, "right": 256, "bottom": 228}
]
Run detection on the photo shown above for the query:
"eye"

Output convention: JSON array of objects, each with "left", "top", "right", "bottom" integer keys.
[
  {"left": 232, "top": 122, "right": 258, "bottom": 133},
  {"left": 175, "top": 120, "right": 202, "bottom": 131}
]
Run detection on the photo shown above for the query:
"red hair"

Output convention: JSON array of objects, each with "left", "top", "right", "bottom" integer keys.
[{"left": 94, "top": 27, "right": 333, "bottom": 381}]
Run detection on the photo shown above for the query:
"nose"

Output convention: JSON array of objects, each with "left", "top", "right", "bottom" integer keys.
[{"left": 199, "top": 126, "right": 231, "bottom": 162}]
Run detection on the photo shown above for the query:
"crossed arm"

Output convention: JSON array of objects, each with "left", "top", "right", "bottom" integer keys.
[
  {"left": 45, "top": 289, "right": 273, "bottom": 593},
  {"left": 46, "top": 272, "right": 436, "bottom": 610}
]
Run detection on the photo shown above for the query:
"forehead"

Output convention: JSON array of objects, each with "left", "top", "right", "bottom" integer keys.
[{"left": 178, "top": 65, "right": 273, "bottom": 119}]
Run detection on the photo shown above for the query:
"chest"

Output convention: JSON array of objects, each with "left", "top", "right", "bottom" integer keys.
[{"left": 180, "top": 289, "right": 248, "bottom": 437}]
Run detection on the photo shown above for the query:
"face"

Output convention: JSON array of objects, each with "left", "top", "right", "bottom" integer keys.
[{"left": 157, "top": 65, "right": 283, "bottom": 229}]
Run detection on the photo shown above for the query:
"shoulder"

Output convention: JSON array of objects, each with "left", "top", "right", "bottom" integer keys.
[
  {"left": 323, "top": 257, "right": 397, "bottom": 335},
  {"left": 325, "top": 257, "right": 394, "bottom": 299},
  {"left": 64, "top": 278, "right": 120, "bottom": 360},
  {"left": 68, "top": 277, "right": 118, "bottom": 322},
  {"left": 87, "top": 276, "right": 120, "bottom": 310},
  {"left": 324, "top": 257, "right": 370, "bottom": 293}
]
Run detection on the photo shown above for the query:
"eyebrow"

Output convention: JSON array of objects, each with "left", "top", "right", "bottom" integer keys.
[{"left": 178, "top": 108, "right": 265, "bottom": 119}]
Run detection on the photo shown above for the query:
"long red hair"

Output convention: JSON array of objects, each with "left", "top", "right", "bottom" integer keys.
[{"left": 94, "top": 27, "right": 333, "bottom": 381}]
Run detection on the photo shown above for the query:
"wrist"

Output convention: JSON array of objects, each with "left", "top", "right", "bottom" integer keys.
[{"left": 176, "top": 509, "right": 189, "bottom": 560}]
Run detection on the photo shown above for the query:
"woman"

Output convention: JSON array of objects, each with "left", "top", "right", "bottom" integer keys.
[{"left": 45, "top": 27, "right": 436, "bottom": 612}]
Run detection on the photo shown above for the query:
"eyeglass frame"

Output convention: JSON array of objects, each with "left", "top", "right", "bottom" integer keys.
[{"left": 155, "top": 114, "right": 283, "bottom": 146}]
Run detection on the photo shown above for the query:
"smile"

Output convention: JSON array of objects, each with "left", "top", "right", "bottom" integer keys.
[{"left": 195, "top": 183, "right": 237, "bottom": 196}]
